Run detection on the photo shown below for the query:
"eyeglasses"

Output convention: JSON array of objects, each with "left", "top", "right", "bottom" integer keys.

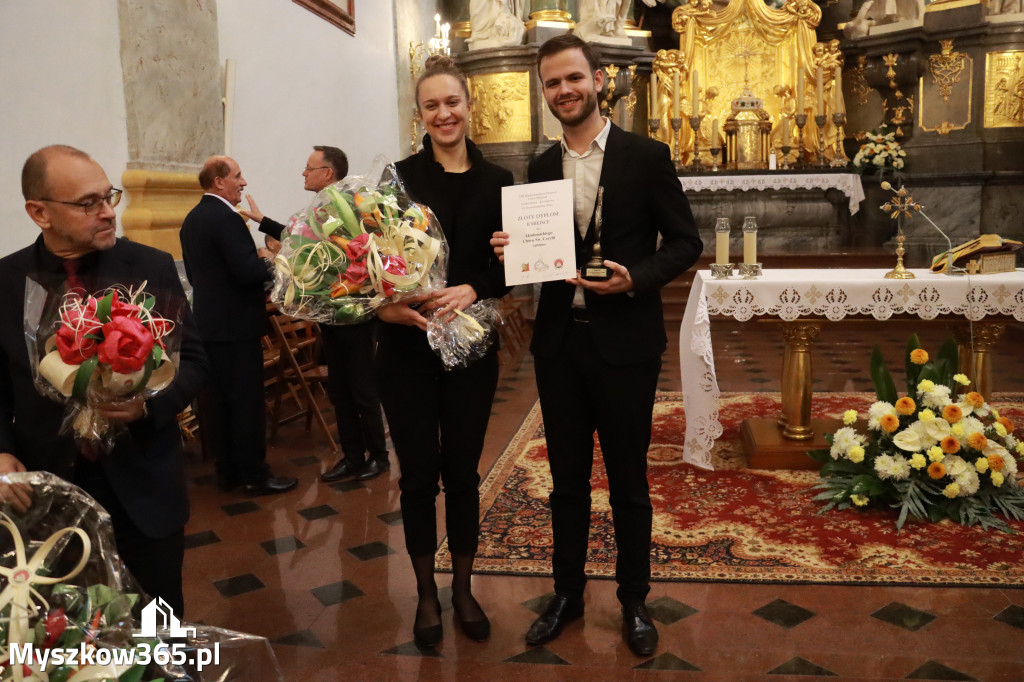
[
  {"left": 304, "top": 166, "right": 330, "bottom": 173},
  {"left": 40, "top": 188, "right": 123, "bottom": 215}
]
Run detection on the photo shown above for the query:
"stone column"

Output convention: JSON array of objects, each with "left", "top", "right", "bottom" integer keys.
[{"left": 117, "top": 0, "right": 224, "bottom": 258}]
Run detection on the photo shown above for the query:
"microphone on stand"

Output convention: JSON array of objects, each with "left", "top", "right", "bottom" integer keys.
[{"left": 880, "top": 181, "right": 956, "bottom": 274}]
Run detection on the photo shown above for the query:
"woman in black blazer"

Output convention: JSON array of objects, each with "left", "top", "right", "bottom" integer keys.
[{"left": 376, "top": 55, "right": 513, "bottom": 647}]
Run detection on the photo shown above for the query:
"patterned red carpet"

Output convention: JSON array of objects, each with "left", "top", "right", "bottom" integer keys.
[{"left": 437, "top": 392, "right": 1024, "bottom": 587}]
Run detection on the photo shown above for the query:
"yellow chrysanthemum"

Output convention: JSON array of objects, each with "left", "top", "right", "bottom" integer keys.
[
  {"left": 909, "top": 348, "right": 929, "bottom": 365},
  {"left": 848, "top": 445, "right": 865, "bottom": 463},
  {"left": 940, "top": 436, "right": 961, "bottom": 454},
  {"left": 994, "top": 422, "right": 1008, "bottom": 437},
  {"left": 965, "top": 392, "right": 985, "bottom": 408},
  {"left": 918, "top": 409, "right": 936, "bottom": 423},
  {"left": 895, "top": 397, "right": 916, "bottom": 416},
  {"left": 952, "top": 423, "right": 966, "bottom": 438},
  {"left": 941, "top": 405, "right": 962, "bottom": 424},
  {"left": 843, "top": 410, "right": 858, "bottom": 426},
  {"left": 992, "top": 471, "right": 1005, "bottom": 487},
  {"left": 918, "top": 379, "right": 936, "bottom": 393},
  {"left": 953, "top": 374, "right": 970, "bottom": 386},
  {"left": 975, "top": 457, "right": 990, "bottom": 473},
  {"left": 943, "top": 482, "right": 961, "bottom": 498},
  {"left": 927, "top": 446, "right": 945, "bottom": 463},
  {"left": 991, "top": 408, "right": 1000, "bottom": 419},
  {"left": 1016, "top": 442, "right": 1024, "bottom": 456},
  {"left": 927, "top": 462, "right": 946, "bottom": 479},
  {"left": 910, "top": 454, "right": 927, "bottom": 470},
  {"left": 987, "top": 453, "right": 1005, "bottom": 472},
  {"left": 998, "top": 417, "right": 1015, "bottom": 434},
  {"left": 968, "top": 432, "right": 988, "bottom": 450},
  {"left": 880, "top": 414, "right": 900, "bottom": 433},
  {"left": 851, "top": 494, "right": 869, "bottom": 507}
]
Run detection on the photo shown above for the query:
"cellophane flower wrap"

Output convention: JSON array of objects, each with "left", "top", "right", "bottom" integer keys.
[
  {"left": 809, "top": 335, "right": 1024, "bottom": 532},
  {"left": 271, "top": 158, "right": 448, "bottom": 325},
  {"left": 426, "top": 299, "right": 502, "bottom": 370},
  {"left": 24, "top": 280, "right": 181, "bottom": 454},
  {"left": 0, "top": 472, "right": 284, "bottom": 681}
]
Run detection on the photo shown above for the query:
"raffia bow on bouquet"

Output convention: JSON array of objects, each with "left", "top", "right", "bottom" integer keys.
[
  {"left": 809, "top": 335, "right": 1024, "bottom": 532},
  {"left": 25, "top": 282, "right": 179, "bottom": 454},
  {"left": 271, "top": 159, "right": 447, "bottom": 325}
]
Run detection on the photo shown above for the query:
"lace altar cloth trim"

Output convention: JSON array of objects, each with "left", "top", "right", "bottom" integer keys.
[
  {"left": 679, "top": 173, "right": 867, "bottom": 215},
  {"left": 679, "top": 268, "right": 1024, "bottom": 470}
]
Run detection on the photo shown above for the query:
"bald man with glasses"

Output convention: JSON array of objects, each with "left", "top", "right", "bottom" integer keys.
[{"left": 0, "top": 145, "right": 209, "bottom": 615}]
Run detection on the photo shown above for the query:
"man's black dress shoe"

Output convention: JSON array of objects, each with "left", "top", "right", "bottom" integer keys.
[
  {"left": 525, "top": 595, "right": 584, "bottom": 645},
  {"left": 244, "top": 476, "right": 298, "bottom": 496},
  {"left": 621, "top": 601, "right": 658, "bottom": 656},
  {"left": 321, "top": 458, "right": 364, "bottom": 483},
  {"left": 354, "top": 458, "right": 389, "bottom": 481}
]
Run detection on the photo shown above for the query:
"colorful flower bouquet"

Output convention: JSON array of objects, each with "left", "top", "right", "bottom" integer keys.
[
  {"left": 271, "top": 161, "right": 447, "bottom": 325},
  {"left": 809, "top": 335, "right": 1024, "bottom": 532},
  {"left": 0, "top": 472, "right": 284, "bottom": 681},
  {"left": 25, "top": 283, "right": 179, "bottom": 453},
  {"left": 852, "top": 126, "right": 906, "bottom": 176}
]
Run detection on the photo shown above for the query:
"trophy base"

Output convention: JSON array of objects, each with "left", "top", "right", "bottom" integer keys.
[{"left": 581, "top": 266, "right": 612, "bottom": 281}]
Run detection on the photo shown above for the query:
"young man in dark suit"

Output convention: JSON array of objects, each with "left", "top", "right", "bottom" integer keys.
[
  {"left": 492, "top": 35, "right": 703, "bottom": 656},
  {"left": 0, "top": 145, "right": 209, "bottom": 614},
  {"left": 240, "top": 146, "right": 391, "bottom": 483},
  {"left": 179, "top": 156, "right": 297, "bottom": 496}
]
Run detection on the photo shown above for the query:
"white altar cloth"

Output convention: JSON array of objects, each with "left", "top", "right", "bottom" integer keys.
[
  {"left": 678, "top": 268, "right": 1024, "bottom": 470},
  {"left": 679, "top": 172, "right": 867, "bottom": 215}
]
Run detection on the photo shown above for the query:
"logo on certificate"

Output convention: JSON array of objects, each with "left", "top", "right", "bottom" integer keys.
[
  {"left": 554, "top": 258, "right": 564, "bottom": 269},
  {"left": 521, "top": 263, "right": 530, "bottom": 272}
]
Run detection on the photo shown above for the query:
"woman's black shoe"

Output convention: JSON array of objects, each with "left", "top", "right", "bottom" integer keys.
[
  {"left": 413, "top": 598, "right": 443, "bottom": 648},
  {"left": 453, "top": 598, "right": 491, "bottom": 641}
]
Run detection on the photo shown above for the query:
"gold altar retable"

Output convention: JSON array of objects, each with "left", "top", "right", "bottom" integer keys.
[{"left": 653, "top": 0, "right": 846, "bottom": 167}]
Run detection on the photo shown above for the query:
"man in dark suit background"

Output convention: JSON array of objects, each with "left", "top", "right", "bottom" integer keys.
[
  {"left": 240, "top": 146, "right": 391, "bottom": 483},
  {"left": 0, "top": 145, "right": 209, "bottom": 614},
  {"left": 492, "top": 35, "right": 703, "bottom": 656},
  {"left": 179, "top": 155, "right": 297, "bottom": 496}
]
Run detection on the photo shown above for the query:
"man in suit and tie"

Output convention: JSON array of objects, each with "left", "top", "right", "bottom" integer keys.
[
  {"left": 0, "top": 145, "right": 209, "bottom": 614},
  {"left": 492, "top": 35, "right": 703, "bottom": 656},
  {"left": 240, "top": 146, "right": 391, "bottom": 483},
  {"left": 179, "top": 156, "right": 297, "bottom": 496}
]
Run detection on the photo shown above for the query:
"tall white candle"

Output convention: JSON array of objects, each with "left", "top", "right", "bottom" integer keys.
[
  {"left": 672, "top": 71, "right": 680, "bottom": 119},
  {"left": 815, "top": 66, "right": 824, "bottom": 113},
  {"left": 744, "top": 231, "right": 757, "bottom": 265},
  {"left": 834, "top": 66, "right": 843, "bottom": 111},
  {"left": 650, "top": 71, "right": 658, "bottom": 119},
  {"left": 782, "top": 118, "right": 789, "bottom": 144},
  {"left": 691, "top": 70, "right": 700, "bottom": 114},
  {"left": 711, "top": 118, "right": 719, "bottom": 147},
  {"left": 716, "top": 229, "right": 728, "bottom": 264},
  {"left": 797, "top": 72, "right": 804, "bottom": 114}
]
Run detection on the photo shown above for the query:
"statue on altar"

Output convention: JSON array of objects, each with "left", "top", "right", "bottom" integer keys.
[
  {"left": 576, "top": 0, "right": 660, "bottom": 44},
  {"left": 468, "top": 0, "right": 524, "bottom": 50},
  {"left": 843, "top": 0, "right": 925, "bottom": 39},
  {"left": 989, "top": 0, "right": 1023, "bottom": 12}
]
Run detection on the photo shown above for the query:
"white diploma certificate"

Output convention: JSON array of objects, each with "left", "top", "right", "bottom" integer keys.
[{"left": 501, "top": 179, "right": 576, "bottom": 286}]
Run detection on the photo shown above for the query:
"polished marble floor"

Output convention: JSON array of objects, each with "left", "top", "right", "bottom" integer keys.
[{"left": 181, "top": 319, "right": 1024, "bottom": 681}]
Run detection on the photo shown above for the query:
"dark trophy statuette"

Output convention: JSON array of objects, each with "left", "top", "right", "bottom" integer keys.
[{"left": 581, "top": 186, "right": 611, "bottom": 281}]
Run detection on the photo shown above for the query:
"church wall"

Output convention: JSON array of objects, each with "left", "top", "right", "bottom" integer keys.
[
  {"left": 215, "top": 0, "right": 402, "bottom": 226},
  {"left": 0, "top": 1, "right": 130, "bottom": 258}
]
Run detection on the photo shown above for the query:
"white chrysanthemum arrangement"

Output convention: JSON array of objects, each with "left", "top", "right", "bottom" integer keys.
[{"left": 852, "top": 127, "right": 907, "bottom": 176}]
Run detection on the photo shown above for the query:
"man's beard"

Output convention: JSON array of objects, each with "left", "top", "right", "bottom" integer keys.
[{"left": 547, "top": 88, "right": 599, "bottom": 127}]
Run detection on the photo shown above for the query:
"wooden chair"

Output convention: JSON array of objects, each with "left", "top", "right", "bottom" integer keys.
[{"left": 266, "top": 312, "right": 339, "bottom": 453}]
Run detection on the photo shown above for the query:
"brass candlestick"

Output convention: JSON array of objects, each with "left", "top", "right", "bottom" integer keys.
[
  {"left": 648, "top": 117, "right": 660, "bottom": 141},
  {"left": 671, "top": 117, "right": 683, "bottom": 169},
  {"left": 814, "top": 114, "right": 828, "bottom": 168},
  {"left": 884, "top": 231, "right": 915, "bottom": 279},
  {"left": 710, "top": 146, "right": 722, "bottom": 172},
  {"left": 794, "top": 113, "right": 808, "bottom": 169},
  {"left": 779, "top": 144, "right": 792, "bottom": 170},
  {"left": 881, "top": 182, "right": 923, "bottom": 280},
  {"left": 830, "top": 113, "right": 847, "bottom": 168},
  {"left": 689, "top": 115, "right": 703, "bottom": 171}
]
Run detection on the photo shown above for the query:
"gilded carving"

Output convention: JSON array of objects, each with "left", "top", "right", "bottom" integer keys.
[
  {"left": 601, "top": 64, "right": 620, "bottom": 114},
  {"left": 626, "top": 65, "right": 639, "bottom": 119},
  {"left": 929, "top": 40, "right": 967, "bottom": 103},
  {"left": 883, "top": 53, "right": 899, "bottom": 89},
  {"left": 781, "top": 322, "right": 820, "bottom": 348},
  {"left": 851, "top": 55, "right": 872, "bottom": 106},
  {"left": 467, "top": 71, "right": 532, "bottom": 144},
  {"left": 985, "top": 51, "right": 1024, "bottom": 128}
]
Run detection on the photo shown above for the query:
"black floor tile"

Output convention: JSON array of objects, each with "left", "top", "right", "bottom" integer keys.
[
  {"left": 503, "top": 647, "right": 569, "bottom": 665},
  {"left": 994, "top": 604, "right": 1024, "bottom": 630},
  {"left": 297, "top": 504, "right": 338, "bottom": 521},
  {"left": 767, "top": 657, "right": 837, "bottom": 676},
  {"left": 221, "top": 501, "right": 260, "bottom": 516},
  {"left": 272, "top": 630, "right": 325, "bottom": 648},
  {"left": 521, "top": 592, "right": 556, "bottom": 616},
  {"left": 213, "top": 573, "right": 265, "bottom": 598},
  {"left": 382, "top": 641, "right": 442, "bottom": 658},
  {"left": 905, "top": 661, "right": 976, "bottom": 680},
  {"left": 311, "top": 580, "right": 364, "bottom": 606},
  {"left": 646, "top": 596, "right": 698, "bottom": 625},
  {"left": 752, "top": 599, "right": 815, "bottom": 629},
  {"left": 260, "top": 535, "right": 306, "bottom": 556},
  {"left": 347, "top": 541, "right": 396, "bottom": 561},
  {"left": 376, "top": 510, "right": 403, "bottom": 526},
  {"left": 871, "top": 602, "right": 936, "bottom": 632},
  {"left": 634, "top": 653, "right": 701, "bottom": 671},
  {"left": 183, "top": 530, "right": 220, "bottom": 550}
]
